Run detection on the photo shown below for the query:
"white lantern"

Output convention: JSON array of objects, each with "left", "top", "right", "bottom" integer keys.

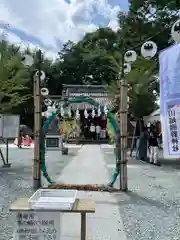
[
  {"left": 22, "top": 54, "right": 33, "bottom": 67},
  {"left": 123, "top": 63, "right": 131, "bottom": 74},
  {"left": 41, "top": 88, "right": 49, "bottom": 96},
  {"left": 35, "top": 70, "right": 46, "bottom": 82},
  {"left": 171, "top": 19, "right": 180, "bottom": 43},
  {"left": 124, "top": 50, "right": 137, "bottom": 63},
  {"left": 92, "top": 107, "right": 95, "bottom": 118},
  {"left": 141, "top": 41, "right": 157, "bottom": 59},
  {"left": 44, "top": 98, "right": 52, "bottom": 106},
  {"left": 84, "top": 108, "right": 88, "bottom": 118}
]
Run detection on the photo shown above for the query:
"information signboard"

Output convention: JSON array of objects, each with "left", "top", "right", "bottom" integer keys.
[
  {"left": 46, "top": 136, "right": 59, "bottom": 148},
  {"left": 2, "top": 115, "right": 20, "bottom": 138},
  {"left": 14, "top": 211, "right": 60, "bottom": 240}
]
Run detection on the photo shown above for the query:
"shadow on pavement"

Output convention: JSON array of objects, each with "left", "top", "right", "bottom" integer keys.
[
  {"left": 92, "top": 190, "right": 171, "bottom": 214},
  {"left": 117, "top": 191, "right": 171, "bottom": 213}
]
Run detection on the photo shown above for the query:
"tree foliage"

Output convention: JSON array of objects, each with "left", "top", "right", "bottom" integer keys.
[
  {"left": 106, "top": 0, "right": 179, "bottom": 117},
  {"left": 55, "top": 28, "right": 121, "bottom": 85},
  {"left": 0, "top": 40, "right": 30, "bottom": 112},
  {"left": 1, "top": 0, "right": 179, "bottom": 125}
]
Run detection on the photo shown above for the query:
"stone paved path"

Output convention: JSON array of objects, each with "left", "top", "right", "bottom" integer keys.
[
  {"left": 57, "top": 144, "right": 127, "bottom": 240},
  {"left": 102, "top": 145, "right": 180, "bottom": 240}
]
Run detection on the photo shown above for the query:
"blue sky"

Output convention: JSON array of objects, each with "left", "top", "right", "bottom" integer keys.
[{"left": 0, "top": 0, "right": 129, "bottom": 58}]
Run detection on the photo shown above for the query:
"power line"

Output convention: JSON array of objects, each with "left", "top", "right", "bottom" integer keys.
[{"left": 125, "top": 10, "right": 180, "bottom": 51}]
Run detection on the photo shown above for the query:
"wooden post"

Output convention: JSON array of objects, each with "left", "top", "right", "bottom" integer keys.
[
  {"left": 5, "top": 138, "right": 9, "bottom": 164},
  {"left": 119, "top": 53, "right": 128, "bottom": 191},
  {"left": 81, "top": 213, "right": 86, "bottom": 240},
  {"left": 33, "top": 50, "right": 42, "bottom": 189}
]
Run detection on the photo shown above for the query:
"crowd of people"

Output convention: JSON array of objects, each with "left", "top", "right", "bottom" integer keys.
[
  {"left": 130, "top": 123, "right": 162, "bottom": 166},
  {"left": 14, "top": 131, "right": 33, "bottom": 148},
  {"left": 82, "top": 123, "right": 106, "bottom": 140}
]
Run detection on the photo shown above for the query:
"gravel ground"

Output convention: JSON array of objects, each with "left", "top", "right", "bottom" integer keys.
[
  {"left": 0, "top": 146, "right": 81, "bottom": 240},
  {"left": 102, "top": 146, "right": 180, "bottom": 240}
]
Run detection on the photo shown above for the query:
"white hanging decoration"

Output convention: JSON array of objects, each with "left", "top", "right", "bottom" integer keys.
[
  {"left": 45, "top": 106, "right": 56, "bottom": 118},
  {"left": 141, "top": 41, "right": 157, "bottom": 59},
  {"left": 92, "top": 107, "right": 95, "bottom": 118},
  {"left": 84, "top": 108, "right": 88, "bottom": 118},
  {"left": 75, "top": 108, "right": 80, "bottom": 119},
  {"left": 98, "top": 106, "right": 101, "bottom": 116},
  {"left": 60, "top": 105, "right": 64, "bottom": 117},
  {"left": 68, "top": 107, "right": 71, "bottom": 117},
  {"left": 124, "top": 50, "right": 137, "bottom": 63},
  {"left": 171, "top": 19, "right": 180, "bottom": 43},
  {"left": 104, "top": 104, "right": 108, "bottom": 115}
]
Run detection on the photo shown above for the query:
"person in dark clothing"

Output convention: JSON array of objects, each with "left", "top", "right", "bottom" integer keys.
[
  {"left": 148, "top": 128, "right": 161, "bottom": 166},
  {"left": 17, "top": 130, "right": 23, "bottom": 148},
  {"left": 138, "top": 126, "right": 148, "bottom": 161}
]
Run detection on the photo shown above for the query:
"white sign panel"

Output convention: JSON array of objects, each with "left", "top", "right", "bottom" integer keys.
[
  {"left": 14, "top": 211, "right": 60, "bottom": 240},
  {"left": 2, "top": 115, "right": 20, "bottom": 138}
]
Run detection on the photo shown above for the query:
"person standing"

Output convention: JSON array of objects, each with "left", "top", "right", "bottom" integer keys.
[
  {"left": 96, "top": 124, "right": 101, "bottom": 140},
  {"left": 148, "top": 128, "right": 161, "bottom": 166},
  {"left": 138, "top": 126, "right": 149, "bottom": 161},
  {"left": 17, "top": 130, "right": 23, "bottom": 148},
  {"left": 90, "top": 123, "right": 95, "bottom": 140}
]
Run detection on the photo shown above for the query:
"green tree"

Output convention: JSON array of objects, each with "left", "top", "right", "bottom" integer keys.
[
  {"left": 105, "top": 57, "right": 158, "bottom": 118},
  {"left": 54, "top": 28, "right": 121, "bottom": 85},
  {"left": 0, "top": 40, "right": 30, "bottom": 112},
  {"left": 115, "top": 0, "right": 180, "bottom": 90}
]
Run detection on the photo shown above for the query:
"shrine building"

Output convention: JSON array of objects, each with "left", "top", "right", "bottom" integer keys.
[{"left": 46, "top": 84, "right": 113, "bottom": 142}]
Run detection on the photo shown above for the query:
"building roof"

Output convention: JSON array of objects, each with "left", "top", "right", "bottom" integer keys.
[
  {"left": 70, "top": 97, "right": 113, "bottom": 110},
  {"left": 45, "top": 96, "right": 113, "bottom": 110},
  {"left": 149, "top": 108, "right": 160, "bottom": 116},
  {"left": 62, "top": 84, "right": 106, "bottom": 88}
]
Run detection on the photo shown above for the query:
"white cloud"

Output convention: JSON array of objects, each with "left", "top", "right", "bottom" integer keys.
[
  {"left": 0, "top": 0, "right": 121, "bottom": 56},
  {"left": 5, "top": 32, "right": 57, "bottom": 60}
]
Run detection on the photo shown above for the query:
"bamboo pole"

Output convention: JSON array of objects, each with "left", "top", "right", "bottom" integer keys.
[
  {"left": 33, "top": 50, "right": 42, "bottom": 189},
  {"left": 119, "top": 53, "right": 128, "bottom": 191}
]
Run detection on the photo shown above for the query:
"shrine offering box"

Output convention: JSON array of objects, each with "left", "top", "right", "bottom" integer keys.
[{"left": 28, "top": 189, "right": 77, "bottom": 210}]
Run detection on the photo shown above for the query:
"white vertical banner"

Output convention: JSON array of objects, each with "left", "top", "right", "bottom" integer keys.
[{"left": 159, "top": 43, "right": 180, "bottom": 158}]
